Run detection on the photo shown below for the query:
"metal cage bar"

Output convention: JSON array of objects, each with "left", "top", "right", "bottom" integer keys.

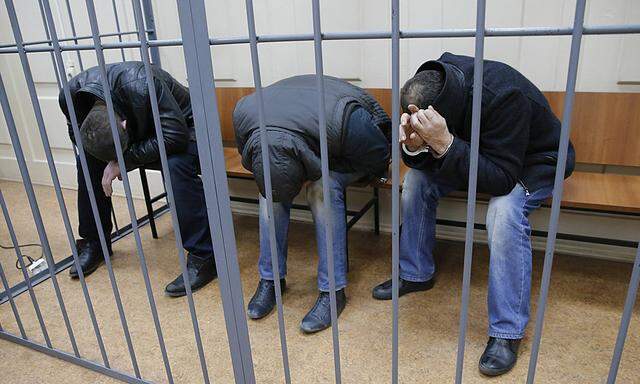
[
  {"left": 38, "top": 0, "right": 143, "bottom": 376},
  {"left": 454, "top": 1, "right": 486, "bottom": 382},
  {"left": 0, "top": 0, "right": 639, "bottom": 383},
  {"left": 526, "top": 0, "right": 587, "bottom": 382},
  {"left": 0, "top": 194, "right": 26, "bottom": 339},
  {"left": 311, "top": 1, "right": 343, "bottom": 382},
  {"left": 176, "top": 0, "right": 255, "bottom": 382},
  {"left": 0, "top": 44, "right": 80, "bottom": 359},
  {"left": 243, "top": 0, "right": 292, "bottom": 382},
  {"left": 607, "top": 243, "right": 640, "bottom": 383},
  {"left": 6, "top": 0, "right": 110, "bottom": 366},
  {"left": 390, "top": 0, "right": 401, "bottom": 383},
  {"left": 82, "top": 0, "right": 175, "bottom": 381},
  {"left": 111, "top": 0, "right": 127, "bottom": 61},
  {"left": 0, "top": 189, "right": 51, "bottom": 347},
  {"left": 129, "top": 0, "right": 211, "bottom": 382},
  {"left": 62, "top": 0, "right": 84, "bottom": 70}
]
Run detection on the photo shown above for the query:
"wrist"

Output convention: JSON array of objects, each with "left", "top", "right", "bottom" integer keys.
[{"left": 429, "top": 131, "right": 453, "bottom": 156}]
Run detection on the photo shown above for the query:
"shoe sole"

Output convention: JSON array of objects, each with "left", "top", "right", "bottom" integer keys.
[
  {"left": 69, "top": 260, "right": 104, "bottom": 279},
  {"left": 165, "top": 276, "right": 217, "bottom": 298},
  {"left": 372, "top": 279, "right": 435, "bottom": 300},
  {"left": 478, "top": 361, "right": 516, "bottom": 376}
]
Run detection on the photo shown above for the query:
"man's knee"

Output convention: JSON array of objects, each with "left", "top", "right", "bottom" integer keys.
[
  {"left": 486, "top": 189, "right": 526, "bottom": 239},
  {"left": 402, "top": 169, "right": 440, "bottom": 204},
  {"left": 166, "top": 153, "right": 196, "bottom": 178}
]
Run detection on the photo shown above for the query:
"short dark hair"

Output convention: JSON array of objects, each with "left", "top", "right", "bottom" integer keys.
[
  {"left": 400, "top": 69, "right": 444, "bottom": 113},
  {"left": 79, "top": 100, "right": 128, "bottom": 162}
]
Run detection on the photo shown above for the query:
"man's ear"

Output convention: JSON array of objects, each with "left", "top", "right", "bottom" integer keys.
[{"left": 121, "top": 119, "right": 127, "bottom": 130}]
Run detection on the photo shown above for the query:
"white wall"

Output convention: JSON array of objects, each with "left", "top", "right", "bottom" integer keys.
[{"left": 0, "top": 0, "right": 639, "bottom": 261}]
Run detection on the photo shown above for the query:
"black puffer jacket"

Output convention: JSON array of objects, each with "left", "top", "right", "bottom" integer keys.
[
  {"left": 59, "top": 61, "right": 193, "bottom": 169},
  {"left": 233, "top": 75, "right": 391, "bottom": 202},
  {"left": 403, "top": 52, "right": 576, "bottom": 195}
]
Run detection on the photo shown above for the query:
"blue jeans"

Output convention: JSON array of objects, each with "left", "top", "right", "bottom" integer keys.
[
  {"left": 258, "top": 171, "right": 363, "bottom": 292},
  {"left": 400, "top": 168, "right": 553, "bottom": 339}
]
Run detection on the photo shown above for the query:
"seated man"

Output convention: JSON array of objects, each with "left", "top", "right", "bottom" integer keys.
[
  {"left": 372, "top": 53, "right": 575, "bottom": 375},
  {"left": 234, "top": 75, "right": 391, "bottom": 333},
  {"left": 59, "top": 61, "right": 216, "bottom": 297}
]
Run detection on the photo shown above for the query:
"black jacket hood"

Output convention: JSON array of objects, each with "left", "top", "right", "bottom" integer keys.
[{"left": 416, "top": 59, "right": 468, "bottom": 133}]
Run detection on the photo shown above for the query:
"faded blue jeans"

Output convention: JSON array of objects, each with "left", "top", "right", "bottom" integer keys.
[
  {"left": 258, "top": 171, "right": 364, "bottom": 292},
  {"left": 400, "top": 168, "right": 553, "bottom": 339}
]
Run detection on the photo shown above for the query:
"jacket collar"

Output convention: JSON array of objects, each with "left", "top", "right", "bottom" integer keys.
[{"left": 416, "top": 59, "right": 468, "bottom": 132}]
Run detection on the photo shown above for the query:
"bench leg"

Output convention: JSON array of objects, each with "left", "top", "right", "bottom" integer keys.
[
  {"left": 139, "top": 167, "right": 158, "bottom": 239},
  {"left": 373, "top": 186, "right": 380, "bottom": 235}
]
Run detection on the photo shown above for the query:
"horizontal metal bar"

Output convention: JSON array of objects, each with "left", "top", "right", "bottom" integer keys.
[
  {"left": 2, "top": 24, "right": 639, "bottom": 54},
  {"left": 149, "top": 192, "right": 167, "bottom": 204},
  {"left": 347, "top": 198, "right": 376, "bottom": 229},
  {"left": 435, "top": 219, "right": 639, "bottom": 248},
  {"left": 0, "top": 330, "right": 151, "bottom": 384},
  {"left": 0, "top": 203, "right": 169, "bottom": 305},
  {"left": 0, "top": 30, "right": 151, "bottom": 49}
]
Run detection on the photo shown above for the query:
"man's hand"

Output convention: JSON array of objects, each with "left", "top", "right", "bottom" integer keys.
[
  {"left": 102, "top": 160, "right": 122, "bottom": 197},
  {"left": 399, "top": 111, "right": 426, "bottom": 152},
  {"left": 407, "top": 104, "right": 453, "bottom": 155}
]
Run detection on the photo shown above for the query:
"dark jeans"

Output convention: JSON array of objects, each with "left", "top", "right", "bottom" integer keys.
[{"left": 76, "top": 141, "right": 213, "bottom": 262}]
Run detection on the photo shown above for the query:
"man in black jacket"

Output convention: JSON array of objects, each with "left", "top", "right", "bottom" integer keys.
[
  {"left": 372, "top": 53, "right": 575, "bottom": 376},
  {"left": 59, "top": 61, "right": 216, "bottom": 297},
  {"left": 234, "top": 75, "right": 391, "bottom": 333}
]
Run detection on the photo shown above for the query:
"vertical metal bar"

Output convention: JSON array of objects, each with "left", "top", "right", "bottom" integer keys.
[
  {"left": 0, "top": 51, "right": 80, "bottom": 359},
  {"left": 82, "top": 0, "right": 174, "bottom": 382},
  {"left": 140, "top": 0, "right": 161, "bottom": 66},
  {"left": 39, "top": 0, "right": 142, "bottom": 376},
  {"left": 0, "top": 190, "right": 51, "bottom": 346},
  {"left": 129, "top": 1, "right": 211, "bottom": 382},
  {"left": 390, "top": 0, "right": 400, "bottom": 382},
  {"left": 111, "top": 0, "right": 127, "bottom": 61},
  {"left": 5, "top": 3, "right": 110, "bottom": 366},
  {"left": 63, "top": 0, "right": 84, "bottom": 71},
  {"left": 176, "top": 1, "right": 255, "bottom": 382},
  {"left": 36, "top": 0, "right": 62, "bottom": 89},
  {"left": 454, "top": 1, "right": 486, "bottom": 382},
  {"left": 310, "top": 1, "right": 342, "bottom": 382},
  {"left": 526, "top": 1, "right": 587, "bottom": 382},
  {"left": 0, "top": 221, "right": 27, "bottom": 339},
  {"left": 607, "top": 244, "right": 640, "bottom": 383},
  {"left": 243, "top": 0, "right": 292, "bottom": 382}
]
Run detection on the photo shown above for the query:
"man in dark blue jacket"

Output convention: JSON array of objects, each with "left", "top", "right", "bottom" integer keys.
[
  {"left": 234, "top": 75, "right": 390, "bottom": 333},
  {"left": 372, "top": 53, "right": 575, "bottom": 376}
]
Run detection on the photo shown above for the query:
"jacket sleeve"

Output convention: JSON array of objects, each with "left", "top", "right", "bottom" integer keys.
[
  {"left": 405, "top": 90, "right": 530, "bottom": 196},
  {"left": 123, "top": 77, "right": 190, "bottom": 169}
]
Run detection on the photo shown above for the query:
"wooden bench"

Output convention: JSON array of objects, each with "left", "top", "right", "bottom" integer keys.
[{"left": 147, "top": 88, "right": 640, "bottom": 248}]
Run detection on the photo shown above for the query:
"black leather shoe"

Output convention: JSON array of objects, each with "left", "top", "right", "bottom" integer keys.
[
  {"left": 247, "top": 278, "right": 287, "bottom": 320},
  {"left": 165, "top": 255, "right": 217, "bottom": 297},
  {"left": 479, "top": 337, "right": 521, "bottom": 376},
  {"left": 69, "top": 239, "right": 111, "bottom": 278},
  {"left": 300, "top": 289, "right": 346, "bottom": 334},
  {"left": 372, "top": 277, "right": 435, "bottom": 300}
]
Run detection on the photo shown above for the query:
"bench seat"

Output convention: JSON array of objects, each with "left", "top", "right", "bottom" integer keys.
[{"left": 225, "top": 147, "right": 640, "bottom": 215}]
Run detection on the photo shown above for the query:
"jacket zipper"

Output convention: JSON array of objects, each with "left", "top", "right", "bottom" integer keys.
[{"left": 518, "top": 180, "right": 530, "bottom": 197}]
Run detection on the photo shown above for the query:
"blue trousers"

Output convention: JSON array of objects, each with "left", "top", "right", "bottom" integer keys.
[
  {"left": 76, "top": 141, "right": 214, "bottom": 261},
  {"left": 401, "top": 168, "right": 553, "bottom": 339},
  {"left": 258, "top": 171, "right": 363, "bottom": 292}
]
